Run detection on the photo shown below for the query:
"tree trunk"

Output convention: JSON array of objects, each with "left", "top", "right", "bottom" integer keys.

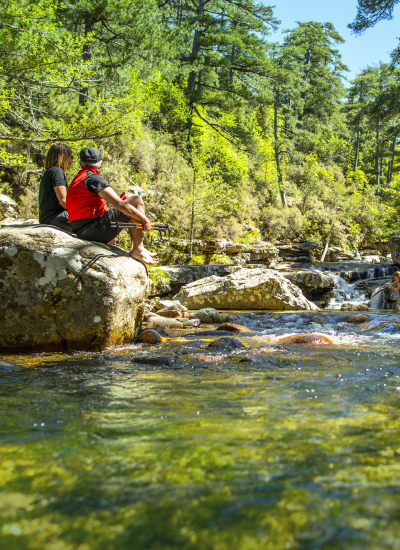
[
  {"left": 274, "top": 94, "right": 287, "bottom": 208},
  {"left": 187, "top": 0, "right": 205, "bottom": 93},
  {"left": 189, "top": 172, "right": 196, "bottom": 261},
  {"left": 320, "top": 222, "right": 334, "bottom": 262},
  {"left": 353, "top": 121, "right": 360, "bottom": 171},
  {"left": 296, "top": 48, "right": 311, "bottom": 133},
  {"left": 375, "top": 119, "right": 380, "bottom": 186},
  {"left": 79, "top": 15, "right": 93, "bottom": 106},
  {"left": 387, "top": 136, "right": 396, "bottom": 185}
]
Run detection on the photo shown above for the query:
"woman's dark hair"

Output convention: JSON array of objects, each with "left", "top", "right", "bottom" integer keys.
[{"left": 44, "top": 143, "right": 73, "bottom": 172}]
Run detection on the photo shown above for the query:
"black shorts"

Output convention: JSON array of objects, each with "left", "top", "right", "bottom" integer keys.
[
  {"left": 42, "top": 211, "right": 72, "bottom": 233},
  {"left": 74, "top": 208, "right": 130, "bottom": 244}
]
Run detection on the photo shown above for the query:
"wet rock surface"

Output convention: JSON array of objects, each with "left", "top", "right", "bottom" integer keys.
[
  {"left": 135, "top": 329, "right": 163, "bottom": 345},
  {"left": 190, "top": 308, "right": 222, "bottom": 323},
  {"left": 216, "top": 323, "right": 251, "bottom": 333},
  {"left": 341, "top": 302, "right": 369, "bottom": 311},
  {"left": 207, "top": 337, "right": 246, "bottom": 350}
]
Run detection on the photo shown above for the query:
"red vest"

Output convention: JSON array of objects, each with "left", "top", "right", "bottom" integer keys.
[{"left": 66, "top": 167, "right": 107, "bottom": 222}]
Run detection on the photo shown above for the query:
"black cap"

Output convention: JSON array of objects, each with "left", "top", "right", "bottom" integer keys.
[{"left": 80, "top": 147, "right": 102, "bottom": 163}]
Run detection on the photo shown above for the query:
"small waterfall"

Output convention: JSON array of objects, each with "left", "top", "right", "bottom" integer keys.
[
  {"left": 369, "top": 287, "right": 386, "bottom": 309},
  {"left": 327, "top": 273, "right": 367, "bottom": 309}
]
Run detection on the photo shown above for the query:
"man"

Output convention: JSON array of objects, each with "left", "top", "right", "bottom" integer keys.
[{"left": 66, "top": 147, "right": 157, "bottom": 265}]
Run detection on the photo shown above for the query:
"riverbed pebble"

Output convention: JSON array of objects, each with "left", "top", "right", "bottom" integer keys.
[
  {"left": 135, "top": 330, "right": 163, "bottom": 345},
  {"left": 345, "top": 314, "right": 370, "bottom": 324},
  {"left": 146, "top": 316, "right": 183, "bottom": 329},
  {"left": 341, "top": 302, "right": 369, "bottom": 311},
  {"left": 278, "top": 333, "right": 334, "bottom": 345},
  {"left": 216, "top": 323, "right": 251, "bottom": 333},
  {"left": 190, "top": 308, "right": 222, "bottom": 324},
  {"left": 207, "top": 337, "right": 245, "bottom": 350},
  {"left": 157, "top": 309, "right": 182, "bottom": 318}
]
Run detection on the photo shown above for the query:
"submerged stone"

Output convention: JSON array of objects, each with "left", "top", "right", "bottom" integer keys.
[
  {"left": 186, "top": 330, "right": 232, "bottom": 337},
  {"left": 278, "top": 333, "right": 334, "bottom": 345},
  {"left": 131, "top": 354, "right": 177, "bottom": 366},
  {"left": 346, "top": 314, "right": 370, "bottom": 324},
  {"left": 0, "top": 361, "right": 26, "bottom": 371},
  {"left": 207, "top": 337, "right": 245, "bottom": 350},
  {"left": 216, "top": 323, "right": 251, "bottom": 333}
]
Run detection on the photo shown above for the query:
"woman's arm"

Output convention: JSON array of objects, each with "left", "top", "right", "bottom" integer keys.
[{"left": 54, "top": 185, "right": 67, "bottom": 209}]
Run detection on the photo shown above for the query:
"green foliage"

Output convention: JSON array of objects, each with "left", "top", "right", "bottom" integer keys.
[
  {"left": 207, "top": 253, "right": 231, "bottom": 265},
  {"left": 2, "top": 0, "right": 400, "bottom": 252}
]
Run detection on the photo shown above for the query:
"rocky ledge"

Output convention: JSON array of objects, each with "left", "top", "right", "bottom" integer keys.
[
  {"left": 0, "top": 226, "right": 147, "bottom": 351},
  {"left": 174, "top": 268, "right": 319, "bottom": 311}
]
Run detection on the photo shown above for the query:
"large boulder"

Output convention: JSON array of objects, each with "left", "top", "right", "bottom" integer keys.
[
  {"left": 0, "top": 195, "right": 20, "bottom": 221},
  {"left": 0, "top": 226, "right": 147, "bottom": 351},
  {"left": 388, "top": 233, "right": 400, "bottom": 265},
  {"left": 174, "top": 268, "right": 319, "bottom": 311}
]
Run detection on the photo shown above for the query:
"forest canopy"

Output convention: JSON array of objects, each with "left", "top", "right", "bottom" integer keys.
[{"left": 1, "top": 0, "right": 400, "bottom": 257}]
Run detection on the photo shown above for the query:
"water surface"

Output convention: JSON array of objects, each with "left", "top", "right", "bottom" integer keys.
[{"left": 1, "top": 311, "right": 400, "bottom": 549}]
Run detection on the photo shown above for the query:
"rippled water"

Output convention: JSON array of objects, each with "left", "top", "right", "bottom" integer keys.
[{"left": 1, "top": 311, "right": 400, "bottom": 549}]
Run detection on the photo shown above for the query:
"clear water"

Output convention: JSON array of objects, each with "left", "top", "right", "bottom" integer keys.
[{"left": 1, "top": 312, "right": 400, "bottom": 550}]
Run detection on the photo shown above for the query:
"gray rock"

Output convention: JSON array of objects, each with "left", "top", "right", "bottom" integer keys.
[
  {"left": 175, "top": 268, "right": 319, "bottom": 311},
  {"left": 340, "top": 302, "right": 369, "bottom": 311},
  {"left": 176, "top": 318, "right": 201, "bottom": 327},
  {"left": 189, "top": 307, "right": 222, "bottom": 324},
  {"left": 0, "top": 218, "right": 39, "bottom": 228},
  {"left": 0, "top": 195, "right": 20, "bottom": 221},
  {"left": 146, "top": 316, "right": 183, "bottom": 329},
  {"left": 389, "top": 234, "right": 400, "bottom": 265},
  {"left": 283, "top": 271, "right": 337, "bottom": 290},
  {"left": 156, "top": 298, "right": 187, "bottom": 311},
  {"left": 0, "top": 226, "right": 147, "bottom": 351},
  {"left": 207, "top": 337, "right": 245, "bottom": 350}
]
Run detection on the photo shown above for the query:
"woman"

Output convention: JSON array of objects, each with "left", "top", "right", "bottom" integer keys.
[{"left": 39, "top": 143, "right": 74, "bottom": 231}]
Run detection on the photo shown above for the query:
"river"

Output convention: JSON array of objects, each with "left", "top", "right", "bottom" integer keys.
[{"left": 1, "top": 311, "right": 400, "bottom": 549}]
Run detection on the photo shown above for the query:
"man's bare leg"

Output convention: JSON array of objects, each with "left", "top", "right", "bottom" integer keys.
[{"left": 124, "top": 195, "right": 158, "bottom": 264}]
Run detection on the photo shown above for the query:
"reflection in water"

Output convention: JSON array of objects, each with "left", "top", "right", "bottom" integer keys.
[{"left": 1, "top": 312, "right": 400, "bottom": 549}]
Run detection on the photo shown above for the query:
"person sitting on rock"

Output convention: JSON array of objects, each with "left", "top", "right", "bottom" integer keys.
[
  {"left": 66, "top": 147, "right": 158, "bottom": 265},
  {"left": 39, "top": 143, "right": 74, "bottom": 231},
  {"left": 388, "top": 271, "right": 400, "bottom": 292}
]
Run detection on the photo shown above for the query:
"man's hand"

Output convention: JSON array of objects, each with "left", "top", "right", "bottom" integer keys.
[{"left": 141, "top": 218, "right": 151, "bottom": 232}]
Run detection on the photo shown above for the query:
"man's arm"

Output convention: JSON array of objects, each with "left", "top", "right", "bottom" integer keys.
[
  {"left": 54, "top": 186, "right": 67, "bottom": 209},
  {"left": 98, "top": 187, "right": 151, "bottom": 231}
]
